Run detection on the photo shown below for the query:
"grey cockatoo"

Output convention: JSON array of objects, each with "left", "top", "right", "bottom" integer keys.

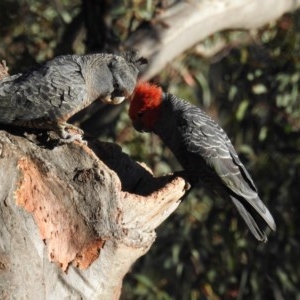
[{"left": 0, "top": 52, "right": 146, "bottom": 141}]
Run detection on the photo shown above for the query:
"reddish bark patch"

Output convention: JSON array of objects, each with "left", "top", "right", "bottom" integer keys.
[
  {"left": 15, "top": 157, "right": 102, "bottom": 271},
  {"left": 73, "top": 239, "right": 105, "bottom": 269}
]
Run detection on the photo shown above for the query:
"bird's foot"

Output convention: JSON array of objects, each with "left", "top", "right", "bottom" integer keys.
[
  {"left": 58, "top": 133, "right": 87, "bottom": 145},
  {"left": 58, "top": 123, "right": 86, "bottom": 144}
]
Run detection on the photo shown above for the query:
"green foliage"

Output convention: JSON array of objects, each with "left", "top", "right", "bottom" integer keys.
[{"left": 0, "top": 0, "right": 80, "bottom": 71}]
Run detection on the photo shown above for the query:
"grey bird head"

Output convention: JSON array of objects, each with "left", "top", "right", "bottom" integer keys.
[
  {"left": 106, "top": 51, "right": 147, "bottom": 105},
  {"left": 81, "top": 51, "right": 147, "bottom": 105}
]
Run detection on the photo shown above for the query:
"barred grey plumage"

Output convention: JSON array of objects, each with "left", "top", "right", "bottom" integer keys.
[
  {"left": 0, "top": 52, "right": 145, "bottom": 141},
  {"left": 129, "top": 82, "right": 276, "bottom": 242}
]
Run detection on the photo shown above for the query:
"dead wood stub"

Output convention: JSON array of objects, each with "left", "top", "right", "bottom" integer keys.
[{"left": 0, "top": 130, "right": 188, "bottom": 278}]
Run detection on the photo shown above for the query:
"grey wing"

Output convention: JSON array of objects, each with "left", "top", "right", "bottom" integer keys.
[
  {"left": 0, "top": 55, "right": 87, "bottom": 123},
  {"left": 182, "top": 106, "right": 257, "bottom": 198},
  {"left": 181, "top": 106, "right": 276, "bottom": 234}
]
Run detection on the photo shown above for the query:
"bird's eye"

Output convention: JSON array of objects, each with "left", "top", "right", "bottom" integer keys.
[{"left": 137, "top": 111, "right": 144, "bottom": 118}]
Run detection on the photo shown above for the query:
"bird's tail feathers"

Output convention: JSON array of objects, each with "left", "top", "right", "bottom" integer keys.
[{"left": 230, "top": 196, "right": 275, "bottom": 242}]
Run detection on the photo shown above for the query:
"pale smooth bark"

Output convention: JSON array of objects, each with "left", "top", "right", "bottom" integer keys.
[{"left": 125, "top": 0, "right": 300, "bottom": 80}]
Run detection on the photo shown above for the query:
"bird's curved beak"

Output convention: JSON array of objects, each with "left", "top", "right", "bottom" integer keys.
[
  {"left": 132, "top": 120, "right": 145, "bottom": 132},
  {"left": 110, "top": 96, "right": 126, "bottom": 105},
  {"left": 102, "top": 95, "right": 126, "bottom": 105}
]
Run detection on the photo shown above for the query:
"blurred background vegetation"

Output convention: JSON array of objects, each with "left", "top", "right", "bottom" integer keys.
[{"left": 1, "top": 1, "right": 300, "bottom": 299}]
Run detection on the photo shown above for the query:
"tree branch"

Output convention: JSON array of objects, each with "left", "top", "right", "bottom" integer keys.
[{"left": 125, "top": 0, "right": 300, "bottom": 80}]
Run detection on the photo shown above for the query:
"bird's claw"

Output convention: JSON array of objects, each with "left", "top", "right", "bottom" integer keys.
[
  {"left": 58, "top": 132, "right": 87, "bottom": 145},
  {"left": 58, "top": 123, "right": 86, "bottom": 144}
]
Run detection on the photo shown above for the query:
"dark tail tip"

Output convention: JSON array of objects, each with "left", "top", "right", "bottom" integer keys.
[{"left": 230, "top": 197, "right": 273, "bottom": 242}]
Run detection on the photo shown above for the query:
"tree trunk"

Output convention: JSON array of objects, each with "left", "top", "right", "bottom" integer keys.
[{"left": 0, "top": 129, "right": 187, "bottom": 299}]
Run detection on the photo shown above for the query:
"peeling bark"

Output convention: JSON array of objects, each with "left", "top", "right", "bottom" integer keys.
[{"left": 0, "top": 130, "right": 187, "bottom": 299}]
